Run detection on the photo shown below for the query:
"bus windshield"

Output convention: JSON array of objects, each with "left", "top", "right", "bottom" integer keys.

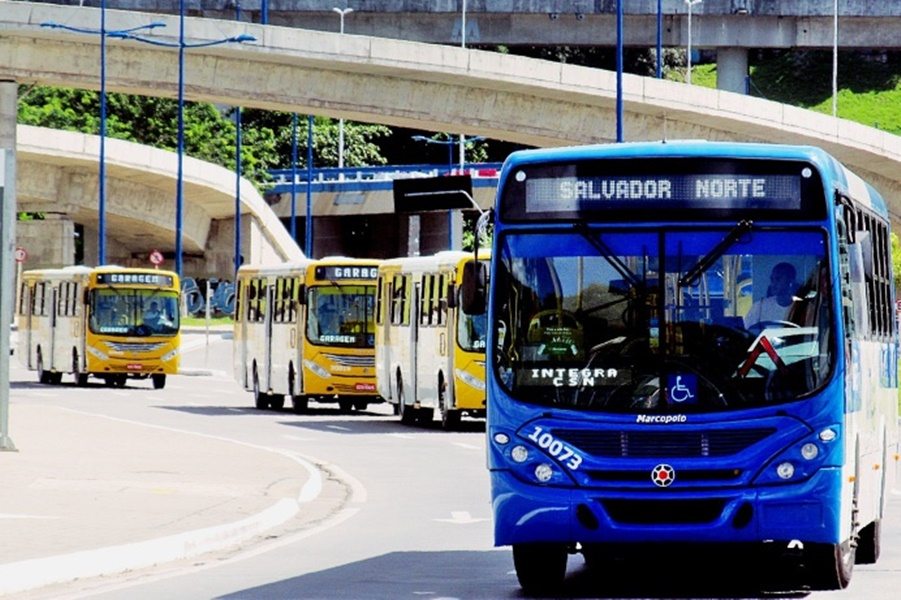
[
  {"left": 89, "top": 289, "right": 180, "bottom": 337},
  {"left": 307, "top": 285, "right": 375, "bottom": 348},
  {"left": 458, "top": 310, "right": 488, "bottom": 352},
  {"left": 494, "top": 227, "right": 834, "bottom": 413}
]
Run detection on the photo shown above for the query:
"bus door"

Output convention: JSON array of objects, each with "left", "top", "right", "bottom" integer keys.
[
  {"left": 379, "top": 278, "right": 393, "bottom": 397},
  {"left": 22, "top": 282, "right": 34, "bottom": 369},
  {"left": 441, "top": 271, "right": 455, "bottom": 405},
  {"left": 49, "top": 285, "right": 59, "bottom": 371},
  {"left": 264, "top": 281, "right": 277, "bottom": 393},
  {"left": 409, "top": 279, "right": 420, "bottom": 405}
]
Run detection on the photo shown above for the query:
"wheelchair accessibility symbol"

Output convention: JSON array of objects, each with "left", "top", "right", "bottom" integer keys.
[{"left": 667, "top": 374, "right": 697, "bottom": 404}]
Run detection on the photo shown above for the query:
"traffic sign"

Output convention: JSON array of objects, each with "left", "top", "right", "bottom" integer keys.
[
  {"left": 149, "top": 250, "right": 164, "bottom": 266},
  {"left": 14, "top": 247, "right": 26, "bottom": 263}
]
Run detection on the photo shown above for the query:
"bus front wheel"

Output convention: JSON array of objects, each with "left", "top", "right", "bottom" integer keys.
[
  {"left": 73, "top": 352, "right": 88, "bottom": 386},
  {"left": 152, "top": 374, "right": 167, "bottom": 389},
  {"left": 806, "top": 541, "right": 854, "bottom": 590},
  {"left": 269, "top": 395, "right": 285, "bottom": 411},
  {"left": 438, "top": 378, "right": 460, "bottom": 431},
  {"left": 252, "top": 367, "right": 267, "bottom": 410},
  {"left": 292, "top": 396, "right": 309, "bottom": 413},
  {"left": 512, "top": 543, "right": 568, "bottom": 595},
  {"left": 37, "top": 350, "right": 50, "bottom": 384},
  {"left": 398, "top": 376, "right": 417, "bottom": 426}
]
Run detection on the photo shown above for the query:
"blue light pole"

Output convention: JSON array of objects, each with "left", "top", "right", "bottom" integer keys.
[
  {"left": 305, "top": 115, "right": 314, "bottom": 257},
  {"left": 291, "top": 112, "right": 299, "bottom": 242},
  {"left": 234, "top": 106, "right": 242, "bottom": 273},
  {"left": 657, "top": 0, "right": 663, "bottom": 79},
  {"left": 41, "top": 9, "right": 164, "bottom": 266},
  {"left": 616, "top": 0, "right": 624, "bottom": 142},
  {"left": 110, "top": 3, "right": 254, "bottom": 277}
]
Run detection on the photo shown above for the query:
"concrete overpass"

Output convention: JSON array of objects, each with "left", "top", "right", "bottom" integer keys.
[
  {"left": 28, "top": 1, "right": 901, "bottom": 49},
  {"left": 2, "top": 1, "right": 901, "bottom": 276},
  {"left": 27, "top": 0, "right": 901, "bottom": 95},
  {"left": 14, "top": 124, "right": 303, "bottom": 273}
]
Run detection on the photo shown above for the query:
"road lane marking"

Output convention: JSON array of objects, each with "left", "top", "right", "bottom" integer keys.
[{"left": 433, "top": 511, "right": 488, "bottom": 524}]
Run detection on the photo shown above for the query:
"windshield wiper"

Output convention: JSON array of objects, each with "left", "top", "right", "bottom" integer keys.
[
  {"left": 574, "top": 223, "right": 643, "bottom": 289},
  {"left": 678, "top": 220, "right": 753, "bottom": 288}
]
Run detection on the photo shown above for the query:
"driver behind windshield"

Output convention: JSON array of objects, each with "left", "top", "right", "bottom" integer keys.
[{"left": 743, "top": 262, "right": 798, "bottom": 328}]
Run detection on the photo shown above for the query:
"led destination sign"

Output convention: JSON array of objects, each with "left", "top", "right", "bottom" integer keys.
[
  {"left": 96, "top": 273, "right": 174, "bottom": 287},
  {"left": 525, "top": 173, "right": 802, "bottom": 213},
  {"left": 315, "top": 266, "right": 379, "bottom": 281}
]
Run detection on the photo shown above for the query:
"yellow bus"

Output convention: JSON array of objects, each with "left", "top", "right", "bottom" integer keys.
[
  {"left": 234, "top": 256, "right": 382, "bottom": 412},
  {"left": 16, "top": 266, "right": 181, "bottom": 389},
  {"left": 375, "top": 250, "right": 489, "bottom": 429}
]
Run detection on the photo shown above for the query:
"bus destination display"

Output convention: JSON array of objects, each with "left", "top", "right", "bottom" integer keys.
[
  {"left": 315, "top": 266, "right": 379, "bottom": 281},
  {"left": 97, "top": 273, "right": 175, "bottom": 287},
  {"left": 524, "top": 173, "right": 802, "bottom": 213}
]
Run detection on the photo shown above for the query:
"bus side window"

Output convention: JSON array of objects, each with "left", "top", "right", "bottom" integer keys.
[
  {"left": 391, "top": 274, "right": 407, "bottom": 325},
  {"left": 436, "top": 273, "right": 447, "bottom": 326},
  {"left": 34, "top": 282, "right": 47, "bottom": 316},
  {"left": 375, "top": 276, "right": 385, "bottom": 325},
  {"left": 420, "top": 274, "right": 433, "bottom": 327},
  {"left": 18, "top": 282, "right": 29, "bottom": 316}
]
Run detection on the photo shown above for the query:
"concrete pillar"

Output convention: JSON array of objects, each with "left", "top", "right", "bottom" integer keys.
[
  {"left": 0, "top": 79, "right": 16, "bottom": 450},
  {"left": 17, "top": 217, "right": 76, "bottom": 268},
  {"left": 716, "top": 47, "right": 749, "bottom": 94}
]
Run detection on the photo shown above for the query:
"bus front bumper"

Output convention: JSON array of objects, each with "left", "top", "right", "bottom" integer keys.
[{"left": 490, "top": 467, "right": 842, "bottom": 547}]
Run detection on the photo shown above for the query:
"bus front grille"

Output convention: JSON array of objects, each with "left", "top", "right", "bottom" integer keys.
[
  {"left": 551, "top": 428, "right": 775, "bottom": 458},
  {"left": 106, "top": 342, "right": 167, "bottom": 353},
  {"left": 322, "top": 353, "right": 375, "bottom": 368}
]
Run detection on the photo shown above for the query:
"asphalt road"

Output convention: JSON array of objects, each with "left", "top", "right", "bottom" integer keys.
[{"left": 8, "top": 330, "right": 901, "bottom": 599}]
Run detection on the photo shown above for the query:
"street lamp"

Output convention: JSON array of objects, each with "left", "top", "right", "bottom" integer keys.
[
  {"left": 110, "top": 2, "right": 255, "bottom": 277},
  {"left": 616, "top": 0, "right": 624, "bottom": 142},
  {"left": 832, "top": 0, "right": 838, "bottom": 117},
  {"left": 458, "top": 0, "right": 467, "bottom": 167},
  {"left": 333, "top": 7, "right": 353, "bottom": 174},
  {"left": 685, "top": 0, "right": 702, "bottom": 85},
  {"left": 656, "top": 0, "right": 663, "bottom": 79},
  {"left": 306, "top": 115, "right": 314, "bottom": 257},
  {"left": 412, "top": 134, "right": 455, "bottom": 172},
  {"left": 41, "top": 9, "right": 164, "bottom": 266}
]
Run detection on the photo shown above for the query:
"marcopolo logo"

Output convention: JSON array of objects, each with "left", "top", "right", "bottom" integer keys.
[{"left": 635, "top": 414, "right": 687, "bottom": 424}]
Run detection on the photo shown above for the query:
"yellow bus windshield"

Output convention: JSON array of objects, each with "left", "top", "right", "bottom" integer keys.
[
  {"left": 307, "top": 285, "right": 375, "bottom": 347},
  {"left": 89, "top": 288, "right": 180, "bottom": 337}
]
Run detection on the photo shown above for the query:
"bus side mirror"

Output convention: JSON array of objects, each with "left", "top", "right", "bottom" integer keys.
[
  {"left": 446, "top": 282, "right": 457, "bottom": 309},
  {"left": 461, "top": 262, "right": 486, "bottom": 315},
  {"left": 297, "top": 284, "right": 306, "bottom": 305}
]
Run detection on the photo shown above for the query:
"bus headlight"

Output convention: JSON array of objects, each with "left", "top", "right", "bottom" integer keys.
[
  {"left": 800, "top": 443, "right": 819, "bottom": 460},
  {"left": 534, "top": 463, "right": 555, "bottom": 483},
  {"left": 87, "top": 346, "right": 109, "bottom": 361},
  {"left": 511, "top": 445, "right": 529, "bottom": 463},
  {"left": 818, "top": 427, "right": 838, "bottom": 443},
  {"left": 161, "top": 348, "right": 179, "bottom": 362},
  {"left": 455, "top": 368, "right": 485, "bottom": 390},
  {"left": 776, "top": 462, "right": 795, "bottom": 480},
  {"left": 753, "top": 425, "right": 839, "bottom": 485},
  {"left": 303, "top": 359, "right": 331, "bottom": 379}
]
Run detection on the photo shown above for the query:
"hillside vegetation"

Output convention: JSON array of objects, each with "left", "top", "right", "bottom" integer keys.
[{"left": 689, "top": 50, "right": 901, "bottom": 135}]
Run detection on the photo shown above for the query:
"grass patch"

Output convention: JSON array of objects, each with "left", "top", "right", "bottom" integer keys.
[
  {"left": 680, "top": 51, "right": 901, "bottom": 135},
  {"left": 181, "top": 315, "right": 233, "bottom": 327}
]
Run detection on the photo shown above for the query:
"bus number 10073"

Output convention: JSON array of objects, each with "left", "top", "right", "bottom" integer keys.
[{"left": 526, "top": 426, "right": 583, "bottom": 470}]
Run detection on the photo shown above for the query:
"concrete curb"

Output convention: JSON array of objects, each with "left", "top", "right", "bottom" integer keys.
[
  {"left": 0, "top": 417, "right": 326, "bottom": 596},
  {"left": 0, "top": 498, "right": 299, "bottom": 596}
]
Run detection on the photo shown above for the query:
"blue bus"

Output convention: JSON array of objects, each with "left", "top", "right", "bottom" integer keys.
[{"left": 462, "top": 141, "right": 899, "bottom": 593}]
